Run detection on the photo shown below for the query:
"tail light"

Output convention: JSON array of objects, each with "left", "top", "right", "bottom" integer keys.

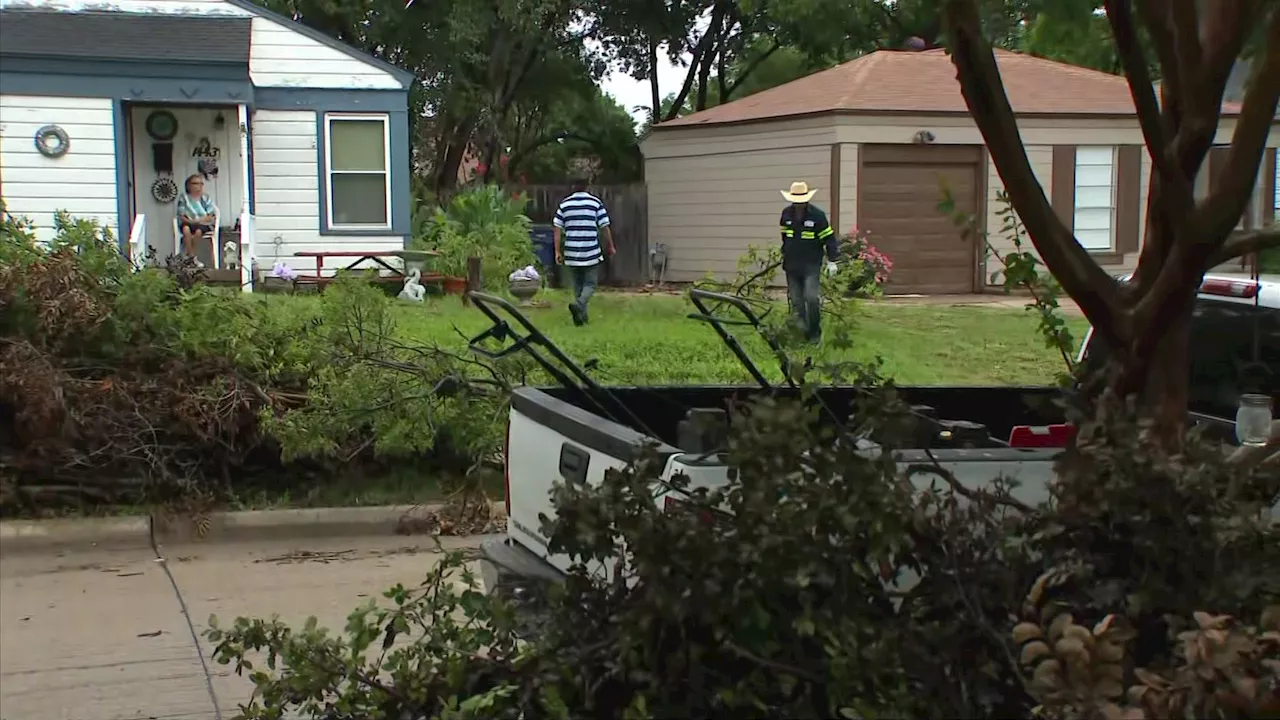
[
  {"left": 1008, "top": 424, "right": 1076, "bottom": 448},
  {"left": 1200, "top": 278, "right": 1259, "bottom": 298},
  {"left": 663, "top": 496, "right": 715, "bottom": 525},
  {"left": 503, "top": 420, "right": 512, "bottom": 518}
]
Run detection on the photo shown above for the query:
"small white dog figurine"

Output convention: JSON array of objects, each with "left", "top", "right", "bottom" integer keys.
[
  {"left": 398, "top": 268, "right": 426, "bottom": 302},
  {"left": 223, "top": 240, "right": 239, "bottom": 269}
]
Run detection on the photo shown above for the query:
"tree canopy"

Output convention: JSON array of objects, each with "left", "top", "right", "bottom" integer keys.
[
  {"left": 256, "top": 0, "right": 1157, "bottom": 190},
  {"left": 941, "top": 0, "right": 1279, "bottom": 437}
]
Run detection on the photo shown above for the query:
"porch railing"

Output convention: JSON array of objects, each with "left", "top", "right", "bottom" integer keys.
[
  {"left": 128, "top": 214, "right": 147, "bottom": 268},
  {"left": 239, "top": 211, "right": 255, "bottom": 293}
]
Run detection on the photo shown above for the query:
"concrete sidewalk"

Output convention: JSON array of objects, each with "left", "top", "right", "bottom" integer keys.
[{"left": 0, "top": 534, "right": 487, "bottom": 719}]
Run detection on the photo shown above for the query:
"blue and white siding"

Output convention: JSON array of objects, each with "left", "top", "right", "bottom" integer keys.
[
  {"left": 0, "top": 0, "right": 414, "bottom": 263},
  {"left": 0, "top": 95, "right": 119, "bottom": 241},
  {"left": 251, "top": 107, "right": 406, "bottom": 271},
  {"left": 249, "top": 16, "right": 403, "bottom": 90}
]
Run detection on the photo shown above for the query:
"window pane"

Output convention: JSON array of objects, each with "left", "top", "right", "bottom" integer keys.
[
  {"left": 1186, "top": 302, "right": 1279, "bottom": 419},
  {"left": 1076, "top": 165, "right": 1114, "bottom": 186},
  {"left": 1074, "top": 227, "right": 1112, "bottom": 250},
  {"left": 329, "top": 119, "right": 386, "bottom": 172},
  {"left": 1075, "top": 186, "right": 1113, "bottom": 208},
  {"left": 1076, "top": 146, "right": 1114, "bottom": 165},
  {"left": 330, "top": 173, "right": 388, "bottom": 225},
  {"left": 1083, "top": 300, "right": 1280, "bottom": 420}
]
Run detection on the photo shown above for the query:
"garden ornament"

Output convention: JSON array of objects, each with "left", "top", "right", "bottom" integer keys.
[
  {"left": 399, "top": 268, "right": 426, "bottom": 302},
  {"left": 269, "top": 262, "right": 297, "bottom": 281}
]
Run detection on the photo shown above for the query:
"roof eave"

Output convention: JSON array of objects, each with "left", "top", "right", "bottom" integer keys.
[
  {"left": 220, "top": 0, "right": 415, "bottom": 90},
  {"left": 651, "top": 106, "right": 1249, "bottom": 131}
]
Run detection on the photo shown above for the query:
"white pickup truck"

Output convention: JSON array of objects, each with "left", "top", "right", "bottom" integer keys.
[{"left": 473, "top": 277, "right": 1279, "bottom": 593}]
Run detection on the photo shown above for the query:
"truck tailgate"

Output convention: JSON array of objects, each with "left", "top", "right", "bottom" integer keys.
[{"left": 506, "top": 387, "right": 680, "bottom": 575}]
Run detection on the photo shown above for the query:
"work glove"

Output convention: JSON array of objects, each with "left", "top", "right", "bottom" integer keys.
[{"left": 825, "top": 261, "right": 839, "bottom": 277}]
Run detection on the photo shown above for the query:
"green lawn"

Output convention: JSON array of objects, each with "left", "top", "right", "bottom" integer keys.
[{"left": 382, "top": 289, "right": 1087, "bottom": 386}]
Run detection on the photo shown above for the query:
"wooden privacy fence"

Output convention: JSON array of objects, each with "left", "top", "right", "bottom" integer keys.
[{"left": 518, "top": 183, "right": 649, "bottom": 285}]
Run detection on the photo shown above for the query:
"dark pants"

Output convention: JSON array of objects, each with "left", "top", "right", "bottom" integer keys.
[
  {"left": 785, "top": 265, "right": 822, "bottom": 341},
  {"left": 568, "top": 263, "right": 599, "bottom": 320}
]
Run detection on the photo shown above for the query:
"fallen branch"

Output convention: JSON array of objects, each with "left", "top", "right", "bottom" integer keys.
[{"left": 903, "top": 461, "right": 1037, "bottom": 516}]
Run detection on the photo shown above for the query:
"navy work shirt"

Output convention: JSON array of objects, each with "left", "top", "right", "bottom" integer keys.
[{"left": 780, "top": 203, "right": 838, "bottom": 271}]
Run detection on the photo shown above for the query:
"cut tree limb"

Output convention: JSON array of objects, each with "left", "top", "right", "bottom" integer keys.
[
  {"left": 1104, "top": 0, "right": 1193, "bottom": 215},
  {"left": 1131, "top": 4, "right": 1278, "bottom": 355},
  {"left": 1210, "top": 227, "right": 1280, "bottom": 266},
  {"left": 1192, "top": 6, "right": 1280, "bottom": 245},
  {"left": 942, "top": 0, "right": 1123, "bottom": 331}
]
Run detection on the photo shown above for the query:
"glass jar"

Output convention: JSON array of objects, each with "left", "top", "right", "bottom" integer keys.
[{"left": 1235, "top": 394, "right": 1274, "bottom": 447}]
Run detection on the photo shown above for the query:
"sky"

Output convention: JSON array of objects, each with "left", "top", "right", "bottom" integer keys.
[
  {"left": 600, "top": 57, "right": 690, "bottom": 123},
  {"left": 590, "top": 14, "right": 712, "bottom": 125}
]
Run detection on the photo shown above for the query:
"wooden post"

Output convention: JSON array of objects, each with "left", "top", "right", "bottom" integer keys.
[{"left": 463, "top": 255, "right": 482, "bottom": 305}]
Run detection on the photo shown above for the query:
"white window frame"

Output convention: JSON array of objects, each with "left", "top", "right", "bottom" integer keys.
[
  {"left": 1073, "top": 146, "right": 1117, "bottom": 252},
  {"left": 323, "top": 113, "right": 392, "bottom": 231},
  {"left": 1274, "top": 154, "right": 1279, "bottom": 223}
]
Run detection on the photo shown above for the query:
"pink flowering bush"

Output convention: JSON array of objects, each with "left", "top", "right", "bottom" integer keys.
[{"left": 838, "top": 229, "right": 894, "bottom": 297}]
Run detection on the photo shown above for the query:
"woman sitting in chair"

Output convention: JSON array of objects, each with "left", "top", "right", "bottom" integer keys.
[{"left": 177, "top": 174, "right": 218, "bottom": 264}]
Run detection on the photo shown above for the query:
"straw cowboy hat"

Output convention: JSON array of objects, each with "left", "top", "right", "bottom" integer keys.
[{"left": 781, "top": 181, "right": 817, "bottom": 203}]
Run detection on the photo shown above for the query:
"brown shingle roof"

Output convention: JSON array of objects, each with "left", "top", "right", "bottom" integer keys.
[{"left": 657, "top": 48, "right": 1242, "bottom": 128}]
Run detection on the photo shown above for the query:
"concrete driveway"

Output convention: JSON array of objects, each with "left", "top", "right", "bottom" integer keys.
[{"left": 0, "top": 534, "right": 486, "bottom": 720}]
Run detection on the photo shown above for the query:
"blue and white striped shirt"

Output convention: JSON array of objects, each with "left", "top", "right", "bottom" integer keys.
[{"left": 553, "top": 191, "right": 610, "bottom": 267}]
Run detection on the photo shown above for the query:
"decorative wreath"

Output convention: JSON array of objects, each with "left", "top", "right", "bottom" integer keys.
[
  {"left": 34, "top": 125, "right": 70, "bottom": 158},
  {"left": 198, "top": 157, "right": 219, "bottom": 178},
  {"left": 151, "top": 176, "right": 178, "bottom": 203},
  {"left": 145, "top": 110, "right": 178, "bottom": 141}
]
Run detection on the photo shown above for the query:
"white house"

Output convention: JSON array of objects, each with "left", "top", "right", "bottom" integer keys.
[{"left": 0, "top": 0, "right": 415, "bottom": 287}]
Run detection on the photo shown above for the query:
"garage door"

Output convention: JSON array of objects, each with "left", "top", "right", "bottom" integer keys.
[{"left": 858, "top": 145, "right": 981, "bottom": 295}]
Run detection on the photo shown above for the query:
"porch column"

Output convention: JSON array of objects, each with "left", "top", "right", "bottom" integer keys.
[{"left": 238, "top": 104, "right": 255, "bottom": 293}]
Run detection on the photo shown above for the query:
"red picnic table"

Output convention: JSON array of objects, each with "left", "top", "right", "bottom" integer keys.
[{"left": 291, "top": 249, "right": 441, "bottom": 288}]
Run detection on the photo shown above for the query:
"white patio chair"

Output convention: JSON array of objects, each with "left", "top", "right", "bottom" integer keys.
[{"left": 173, "top": 210, "right": 222, "bottom": 269}]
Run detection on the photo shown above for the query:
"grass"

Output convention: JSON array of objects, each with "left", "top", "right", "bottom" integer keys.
[
  {"left": 382, "top": 289, "right": 1087, "bottom": 386},
  {"left": 20, "top": 288, "right": 1085, "bottom": 518},
  {"left": 240, "top": 288, "right": 1084, "bottom": 511}
]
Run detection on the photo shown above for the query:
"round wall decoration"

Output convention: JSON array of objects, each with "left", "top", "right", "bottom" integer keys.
[
  {"left": 197, "top": 157, "right": 219, "bottom": 178},
  {"left": 145, "top": 110, "right": 179, "bottom": 141},
  {"left": 34, "top": 125, "right": 70, "bottom": 158},
  {"left": 151, "top": 176, "right": 178, "bottom": 203}
]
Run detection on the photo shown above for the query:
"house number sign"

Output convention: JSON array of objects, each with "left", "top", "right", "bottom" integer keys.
[{"left": 192, "top": 138, "right": 221, "bottom": 158}]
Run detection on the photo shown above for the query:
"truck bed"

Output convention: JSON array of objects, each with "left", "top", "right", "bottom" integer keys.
[
  {"left": 499, "top": 383, "right": 1066, "bottom": 583},
  {"left": 517, "top": 383, "right": 1066, "bottom": 451}
]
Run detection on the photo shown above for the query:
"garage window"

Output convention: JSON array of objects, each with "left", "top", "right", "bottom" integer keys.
[
  {"left": 324, "top": 113, "right": 391, "bottom": 230},
  {"left": 1073, "top": 146, "right": 1116, "bottom": 251}
]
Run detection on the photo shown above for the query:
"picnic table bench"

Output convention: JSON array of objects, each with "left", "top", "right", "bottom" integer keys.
[{"left": 290, "top": 249, "right": 442, "bottom": 290}]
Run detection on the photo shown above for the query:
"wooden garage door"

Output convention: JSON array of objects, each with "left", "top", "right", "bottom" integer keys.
[{"left": 858, "top": 145, "right": 981, "bottom": 295}]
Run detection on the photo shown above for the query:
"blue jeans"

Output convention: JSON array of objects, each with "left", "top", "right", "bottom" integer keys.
[
  {"left": 568, "top": 264, "right": 599, "bottom": 317},
  {"left": 785, "top": 266, "right": 822, "bottom": 341}
]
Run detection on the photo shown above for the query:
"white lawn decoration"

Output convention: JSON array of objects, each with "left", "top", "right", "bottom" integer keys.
[{"left": 399, "top": 268, "right": 426, "bottom": 302}]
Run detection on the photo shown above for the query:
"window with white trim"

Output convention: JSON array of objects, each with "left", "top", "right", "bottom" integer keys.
[
  {"left": 1274, "top": 155, "right": 1279, "bottom": 223},
  {"left": 324, "top": 113, "right": 391, "bottom": 229},
  {"left": 1073, "top": 146, "right": 1116, "bottom": 251}
]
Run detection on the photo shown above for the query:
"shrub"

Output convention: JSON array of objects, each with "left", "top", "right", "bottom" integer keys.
[
  {"left": 1, "top": 210, "right": 510, "bottom": 515},
  {"left": 837, "top": 229, "right": 894, "bottom": 298},
  {"left": 205, "top": 382, "right": 1277, "bottom": 719},
  {"left": 412, "top": 184, "right": 535, "bottom": 288}
]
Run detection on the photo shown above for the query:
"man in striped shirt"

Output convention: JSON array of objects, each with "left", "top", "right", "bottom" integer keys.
[{"left": 553, "top": 179, "right": 615, "bottom": 326}]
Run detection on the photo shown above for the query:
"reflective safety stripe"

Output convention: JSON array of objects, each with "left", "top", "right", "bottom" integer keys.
[
  {"left": 817, "top": 226, "right": 834, "bottom": 239},
  {"left": 800, "top": 231, "right": 816, "bottom": 239}
]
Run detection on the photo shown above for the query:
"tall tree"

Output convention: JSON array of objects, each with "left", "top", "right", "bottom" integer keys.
[
  {"left": 261, "top": 0, "right": 600, "bottom": 193},
  {"left": 942, "top": 0, "right": 1280, "bottom": 439}
]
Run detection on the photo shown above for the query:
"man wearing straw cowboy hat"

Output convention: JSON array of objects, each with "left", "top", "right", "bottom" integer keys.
[{"left": 779, "top": 180, "right": 839, "bottom": 343}]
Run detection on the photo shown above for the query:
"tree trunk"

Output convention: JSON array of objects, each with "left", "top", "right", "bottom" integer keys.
[
  {"left": 648, "top": 37, "right": 661, "bottom": 119},
  {"left": 433, "top": 116, "right": 478, "bottom": 195}
]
